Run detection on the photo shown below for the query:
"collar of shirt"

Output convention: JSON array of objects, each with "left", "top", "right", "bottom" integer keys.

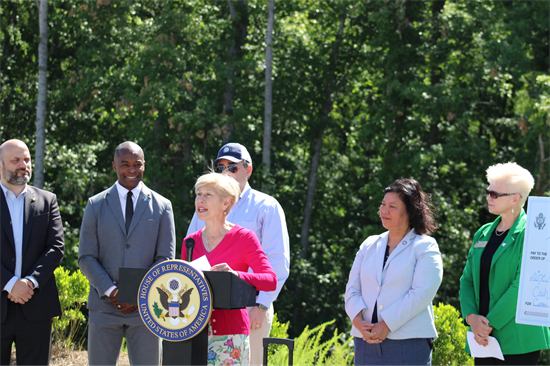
[
  {"left": 115, "top": 180, "right": 142, "bottom": 211},
  {"left": 235, "top": 183, "right": 251, "bottom": 207},
  {"left": 0, "top": 180, "right": 27, "bottom": 281},
  {"left": 0, "top": 180, "right": 28, "bottom": 200}
]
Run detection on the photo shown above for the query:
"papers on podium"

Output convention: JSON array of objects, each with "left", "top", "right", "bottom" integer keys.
[
  {"left": 191, "top": 255, "right": 211, "bottom": 271},
  {"left": 466, "top": 331, "right": 504, "bottom": 360}
]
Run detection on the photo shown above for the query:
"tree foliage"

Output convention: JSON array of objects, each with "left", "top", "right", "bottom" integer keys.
[{"left": 1, "top": 0, "right": 548, "bottom": 339}]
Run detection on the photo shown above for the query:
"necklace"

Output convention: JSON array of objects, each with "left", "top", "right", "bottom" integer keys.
[
  {"left": 204, "top": 234, "right": 212, "bottom": 251},
  {"left": 203, "top": 227, "right": 227, "bottom": 251},
  {"left": 495, "top": 228, "right": 508, "bottom": 237}
]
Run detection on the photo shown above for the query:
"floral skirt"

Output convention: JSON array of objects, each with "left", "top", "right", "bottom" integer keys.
[{"left": 207, "top": 324, "right": 250, "bottom": 366}]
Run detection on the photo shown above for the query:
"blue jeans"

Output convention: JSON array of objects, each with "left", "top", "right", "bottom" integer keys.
[{"left": 354, "top": 337, "right": 432, "bottom": 365}]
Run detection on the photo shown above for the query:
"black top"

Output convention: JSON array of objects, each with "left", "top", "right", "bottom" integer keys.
[
  {"left": 372, "top": 245, "right": 391, "bottom": 324},
  {"left": 479, "top": 229, "right": 508, "bottom": 316}
]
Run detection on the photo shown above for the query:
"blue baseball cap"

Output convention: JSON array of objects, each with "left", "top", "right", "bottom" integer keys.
[{"left": 214, "top": 143, "right": 253, "bottom": 166}]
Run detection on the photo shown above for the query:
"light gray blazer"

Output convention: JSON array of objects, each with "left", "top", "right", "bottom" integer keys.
[
  {"left": 345, "top": 229, "right": 443, "bottom": 339},
  {"left": 78, "top": 183, "right": 175, "bottom": 312}
]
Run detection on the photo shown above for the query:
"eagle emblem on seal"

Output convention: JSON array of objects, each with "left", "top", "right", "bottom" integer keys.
[
  {"left": 155, "top": 277, "right": 196, "bottom": 325},
  {"left": 535, "top": 213, "right": 546, "bottom": 230}
]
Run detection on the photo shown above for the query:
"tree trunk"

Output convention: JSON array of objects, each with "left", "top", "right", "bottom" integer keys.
[
  {"left": 34, "top": 0, "right": 48, "bottom": 189},
  {"left": 536, "top": 132, "right": 550, "bottom": 195},
  {"left": 153, "top": 117, "right": 164, "bottom": 190},
  {"left": 427, "top": 0, "right": 446, "bottom": 147},
  {"left": 293, "top": 13, "right": 346, "bottom": 328},
  {"left": 299, "top": 127, "right": 324, "bottom": 259},
  {"left": 262, "top": 0, "right": 275, "bottom": 191},
  {"left": 223, "top": 0, "right": 249, "bottom": 144},
  {"left": 222, "top": 58, "right": 235, "bottom": 143},
  {"left": 299, "top": 13, "right": 345, "bottom": 259}
]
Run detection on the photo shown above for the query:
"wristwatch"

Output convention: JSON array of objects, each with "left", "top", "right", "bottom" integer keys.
[{"left": 256, "top": 303, "right": 268, "bottom": 311}]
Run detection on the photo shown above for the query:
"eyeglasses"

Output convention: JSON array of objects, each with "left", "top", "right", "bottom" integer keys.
[
  {"left": 485, "top": 189, "right": 517, "bottom": 199},
  {"left": 216, "top": 164, "right": 239, "bottom": 174}
]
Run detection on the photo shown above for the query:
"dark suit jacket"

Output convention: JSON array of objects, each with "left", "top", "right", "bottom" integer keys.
[{"left": 0, "top": 185, "right": 65, "bottom": 323}]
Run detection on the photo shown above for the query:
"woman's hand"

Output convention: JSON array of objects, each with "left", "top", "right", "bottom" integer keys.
[
  {"left": 473, "top": 334, "right": 489, "bottom": 347},
  {"left": 353, "top": 313, "right": 374, "bottom": 337},
  {"left": 363, "top": 332, "right": 382, "bottom": 344},
  {"left": 210, "top": 263, "right": 239, "bottom": 277},
  {"left": 353, "top": 313, "right": 380, "bottom": 343},
  {"left": 370, "top": 320, "right": 390, "bottom": 341},
  {"left": 467, "top": 314, "right": 492, "bottom": 346}
]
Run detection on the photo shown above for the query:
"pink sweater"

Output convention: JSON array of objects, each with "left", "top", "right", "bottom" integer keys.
[{"left": 182, "top": 225, "right": 276, "bottom": 336}]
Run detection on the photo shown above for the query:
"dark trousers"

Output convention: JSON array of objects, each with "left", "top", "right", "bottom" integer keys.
[
  {"left": 354, "top": 337, "right": 432, "bottom": 365},
  {"left": 474, "top": 350, "right": 541, "bottom": 366},
  {"left": 0, "top": 301, "right": 53, "bottom": 365}
]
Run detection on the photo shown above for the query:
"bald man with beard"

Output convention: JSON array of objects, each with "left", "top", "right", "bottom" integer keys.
[{"left": 0, "top": 139, "right": 65, "bottom": 365}]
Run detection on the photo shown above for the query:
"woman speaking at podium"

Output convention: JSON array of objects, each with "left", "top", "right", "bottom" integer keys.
[
  {"left": 459, "top": 162, "right": 549, "bottom": 365},
  {"left": 182, "top": 172, "right": 276, "bottom": 366}
]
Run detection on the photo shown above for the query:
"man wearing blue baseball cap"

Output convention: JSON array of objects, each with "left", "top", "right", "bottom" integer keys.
[{"left": 187, "top": 142, "right": 290, "bottom": 365}]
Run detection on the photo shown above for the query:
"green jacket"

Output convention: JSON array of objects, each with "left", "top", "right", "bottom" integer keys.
[{"left": 459, "top": 210, "right": 550, "bottom": 355}]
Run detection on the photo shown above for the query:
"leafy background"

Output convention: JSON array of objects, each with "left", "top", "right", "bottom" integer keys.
[{"left": 1, "top": 0, "right": 549, "bottom": 339}]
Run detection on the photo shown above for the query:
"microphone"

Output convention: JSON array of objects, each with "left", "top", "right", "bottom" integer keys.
[{"left": 185, "top": 238, "right": 195, "bottom": 262}]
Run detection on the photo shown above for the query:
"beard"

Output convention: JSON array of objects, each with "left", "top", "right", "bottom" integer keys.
[{"left": 2, "top": 166, "right": 31, "bottom": 185}]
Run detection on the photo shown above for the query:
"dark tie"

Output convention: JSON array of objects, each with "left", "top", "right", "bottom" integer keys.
[{"left": 125, "top": 191, "right": 133, "bottom": 233}]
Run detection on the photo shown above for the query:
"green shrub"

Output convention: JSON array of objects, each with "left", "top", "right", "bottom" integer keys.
[
  {"left": 267, "top": 313, "right": 291, "bottom": 359},
  {"left": 52, "top": 266, "right": 89, "bottom": 350},
  {"left": 270, "top": 312, "right": 291, "bottom": 339},
  {"left": 433, "top": 303, "right": 473, "bottom": 366},
  {"left": 268, "top": 319, "right": 353, "bottom": 366}
]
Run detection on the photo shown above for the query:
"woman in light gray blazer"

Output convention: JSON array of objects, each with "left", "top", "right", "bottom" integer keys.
[{"left": 345, "top": 178, "right": 443, "bottom": 365}]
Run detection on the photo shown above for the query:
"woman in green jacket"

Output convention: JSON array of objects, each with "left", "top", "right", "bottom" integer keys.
[{"left": 459, "top": 162, "right": 549, "bottom": 365}]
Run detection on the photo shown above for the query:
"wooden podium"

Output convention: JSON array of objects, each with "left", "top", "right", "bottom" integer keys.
[{"left": 119, "top": 267, "right": 257, "bottom": 365}]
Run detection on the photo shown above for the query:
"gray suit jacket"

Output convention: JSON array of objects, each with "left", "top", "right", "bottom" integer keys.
[{"left": 78, "top": 183, "right": 175, "bottom": 312}]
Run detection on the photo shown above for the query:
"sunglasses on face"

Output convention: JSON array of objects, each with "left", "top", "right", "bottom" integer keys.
[
  {"left": 216, "top": 164, "right": 239, "bottom": 173},
  {"left": 485, "top": 189, "right": 517, "bottom": 199}
]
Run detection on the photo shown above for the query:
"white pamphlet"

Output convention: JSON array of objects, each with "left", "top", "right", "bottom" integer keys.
[
  {"left": 466, "top": 331, "right": 504, "bottom": 360},
  {"left": 191, "top": 255, "right": 211, "bottom": 271}
]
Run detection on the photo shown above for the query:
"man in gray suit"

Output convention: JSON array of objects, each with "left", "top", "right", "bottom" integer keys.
[{"left": 79, "top": 141, "right": 175, "bottom": 365}]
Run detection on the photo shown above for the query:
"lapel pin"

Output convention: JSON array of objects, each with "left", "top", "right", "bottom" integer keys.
[
  {"left": 402, "top": 240, "right": 407, "bottom": 245},
  {"left": 32, "top": 197, "right": 36, "bottom": 202},
  {"left": 502, "top": 242, "right": 507, "bottom": 247}
]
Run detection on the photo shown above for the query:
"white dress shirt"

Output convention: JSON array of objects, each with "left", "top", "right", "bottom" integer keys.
[
  {"left": 1, "top": 181, "right": 38, "bottom": 293},
  {"left": 187, "top": 182, "right": 290, "bottom": 307},
  {"left": 103, "top": 180, "right": 142, "bottom": 297},
  {"left": 115, "top": 180, "right": 141, "bottom": 221}
]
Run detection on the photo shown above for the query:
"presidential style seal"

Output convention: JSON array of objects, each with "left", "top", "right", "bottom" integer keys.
[{"left": 138, "top": 260, "right": 212, "bottom": 341}]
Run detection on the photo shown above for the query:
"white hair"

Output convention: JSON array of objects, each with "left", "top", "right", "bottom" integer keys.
[
  {"left": 486, "top": 162, "right": 534, "bottom": 207},
  {"left": 195, "top": 172, "right": 240, "bottom": 211}
]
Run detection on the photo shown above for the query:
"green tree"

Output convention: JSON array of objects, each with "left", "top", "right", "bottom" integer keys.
[{"left": 2, "top": 0, "right": 548, "bottom": 342}]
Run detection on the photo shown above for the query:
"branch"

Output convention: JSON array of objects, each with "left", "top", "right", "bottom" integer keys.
[
  {"left": 539, "top": 132, "right": 546, "bottom": 164},
  {"left": 227, "top": 0, "right": 237, "bottom": 21},
  {"left": 536, "top": 132, "right": 548, "bottom": 195},
  {"left": 324, "top": 11, "right": 346, "bottom": 109},
  {"left": 333, "top": 25, "right": 370, "bottom": 102},
  {"left": 522, "top": 73, "right": 536, "bottom": 91}
]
